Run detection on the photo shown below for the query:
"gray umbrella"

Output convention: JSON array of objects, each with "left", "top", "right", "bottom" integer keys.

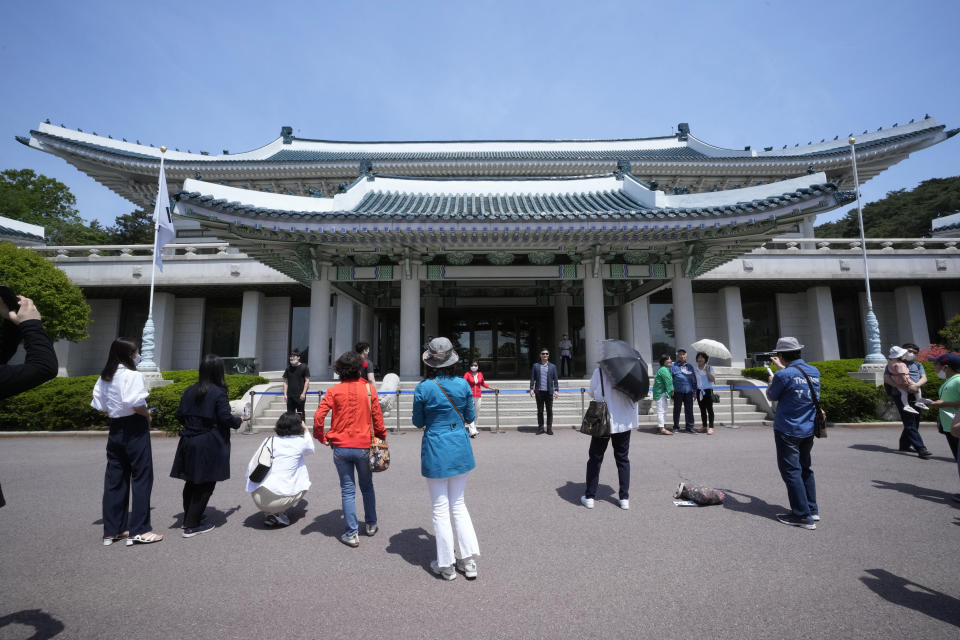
[{"left": 598, "top": 339, "right": 650, "bottom": 403}]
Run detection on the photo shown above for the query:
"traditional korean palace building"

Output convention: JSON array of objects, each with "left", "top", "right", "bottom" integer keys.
[{"left": 18, "top": 118, "right": 959, "bottom": 379}]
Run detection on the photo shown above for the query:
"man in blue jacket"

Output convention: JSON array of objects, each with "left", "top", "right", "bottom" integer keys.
[
  {"left": 529, "top": 348, "right": 560, "bottom": 435},
  {"left": 766, "top": 337, "right": 820, "bottom": 530},
  {"left": 670, "top": 348, "right": 697, "bottom": 433}
]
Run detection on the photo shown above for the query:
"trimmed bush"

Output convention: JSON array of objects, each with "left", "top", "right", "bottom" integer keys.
[{"left": 0, "top": 370, "right": 267, "bottom": 432}]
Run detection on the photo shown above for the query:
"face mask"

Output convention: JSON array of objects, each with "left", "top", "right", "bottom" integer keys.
[
  {"left": 134, "top": 355, "right": 142, "bottom": 365},
  {"left": 937, "top": 369, "right": 947, "bottom": 379},
  {"left": 289, "top": 359, "right": 298, "bottom": 366},
  {"left": 470, "top": 366, "right": 478, "bottom": 372},
  {"left": 902, "top": 353, "right": 915, "bottom": 362}
]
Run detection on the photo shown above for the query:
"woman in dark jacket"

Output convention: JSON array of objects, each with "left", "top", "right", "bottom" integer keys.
[{"left": 170, "top": 354, "right": 244, "bottom": 537}]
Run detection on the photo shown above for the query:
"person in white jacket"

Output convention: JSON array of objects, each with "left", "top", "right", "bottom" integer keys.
[
  {"left": 580, "top": 366, "right": 639, "bottom": 510},
  {"left": 245, "top": 412, "right": 315, "bottom": 527}
]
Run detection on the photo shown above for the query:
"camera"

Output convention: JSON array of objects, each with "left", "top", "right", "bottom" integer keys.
[
  {"left": 0, "top": 285, "right": 19, "bottom": 313},
  {"left": 752, "top": 352, "right": 777, "bottom": 366}
]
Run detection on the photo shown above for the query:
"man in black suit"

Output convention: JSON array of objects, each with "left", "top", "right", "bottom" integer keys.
[{"left": 529, "top": 348, "right": 560, "bottom": 435}]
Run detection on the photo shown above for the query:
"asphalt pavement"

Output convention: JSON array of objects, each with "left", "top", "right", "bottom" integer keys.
[{"left": 1, "top": 424, "right": 958, "bottom": 640}]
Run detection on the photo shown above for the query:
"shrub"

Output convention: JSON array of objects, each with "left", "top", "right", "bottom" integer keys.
[{"left": 0, "top": 370, "right": 267, "bottom": 432}]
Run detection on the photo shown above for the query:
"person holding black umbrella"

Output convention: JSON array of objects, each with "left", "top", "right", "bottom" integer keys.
[{"left": 580, "top": 340, "right": 647, "bottom": 511}]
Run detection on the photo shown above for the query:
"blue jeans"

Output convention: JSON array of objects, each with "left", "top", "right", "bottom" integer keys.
[
  {"left": 893, "top": 392, "right": 926, "bottom": 451},
  {"left": 332, "top": 447, "right": 376, "bottom": 536},
  {"left": 673, "top": 391, "right": 695, "bottom": 430},
  {"left": 774, "top": 429, "right": 818, "bottom": 519}
]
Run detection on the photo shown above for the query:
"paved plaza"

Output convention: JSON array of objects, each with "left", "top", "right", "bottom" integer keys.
[{"left": 1, "top": 424, "right": 958, "bottom": 640}]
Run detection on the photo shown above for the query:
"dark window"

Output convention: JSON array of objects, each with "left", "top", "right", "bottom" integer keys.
[
  {"left": 923, "top": 288, "right": 945, "bottom": 346},
  {"left": 202, "top": 299, "right": 242, "bottom": 358},
  {"left": 118, "top": 299, "right": 148, "bottom": 345},
  {"left": 741, "top": 292, "right": 779, "bottom": 356},
  {"left": 832, "top": 290, "right": 864, "bottom": 359}
]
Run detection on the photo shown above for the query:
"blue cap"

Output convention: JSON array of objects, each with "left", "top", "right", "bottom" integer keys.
[{"left": 929, "top": 353, "right": 960, "bottom": 370}]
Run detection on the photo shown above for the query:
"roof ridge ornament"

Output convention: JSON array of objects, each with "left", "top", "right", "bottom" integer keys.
[
  {"left": 281, "top": 126, "right": 293, "bottom": 144},
  {"left": 613, "top": 159, "right": 632, "bottom": 180},
  {"left": 677, "top": 123, "right": 690, "bottom": 141}
]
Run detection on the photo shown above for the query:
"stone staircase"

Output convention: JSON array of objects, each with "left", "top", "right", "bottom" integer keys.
[{"left": 245, "top": 375, "right": 770, "bottom": 433}]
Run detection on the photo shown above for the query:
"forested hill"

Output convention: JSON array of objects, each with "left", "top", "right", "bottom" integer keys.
[{"left": 815, "top": 176, "right": 960, "bottom": 238}]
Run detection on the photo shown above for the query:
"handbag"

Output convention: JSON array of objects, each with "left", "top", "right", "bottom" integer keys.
[
  {"left": 791, "top": 364, "right": 827, "bottom": 438},
  {"left": 710, "top": 390, "right": 721, "bottom": 404},
  {"left": 579, "top": 369, "right": 612, "bottom": 438},
  {"left": 248, "top": 436, "right": 275, "bottom": 482},
  {"left": 366, "top": 383, "right": 390, "bottom": 472}
]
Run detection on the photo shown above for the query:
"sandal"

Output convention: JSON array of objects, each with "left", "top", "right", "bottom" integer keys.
[
  {"left": 707, "top": 428, "right": 714, "bottom": 435},
  {"left": 126, "top": 531, "right": 164, "bottom": 546},
  {"left": 102, "top": 531, "right": 129, "bottom": 546},
  {"left": 658, "top": 428, "right": 674, "bottom": 435}
]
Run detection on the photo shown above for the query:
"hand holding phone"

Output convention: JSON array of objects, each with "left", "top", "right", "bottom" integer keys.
[{"left": 0, "top": 285, "right": 20, "bottom": 315}]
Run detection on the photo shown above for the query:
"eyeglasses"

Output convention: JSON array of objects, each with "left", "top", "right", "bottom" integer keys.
[{"left": 540, "top": 352, "right": 549, "bottom": 356}]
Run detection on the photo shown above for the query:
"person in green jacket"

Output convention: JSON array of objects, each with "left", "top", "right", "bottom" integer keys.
[{"left": 652, "top": 354, "right": 674, "bottom": 435}]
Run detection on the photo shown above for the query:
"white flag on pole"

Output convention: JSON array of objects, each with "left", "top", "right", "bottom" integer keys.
[{"left": 152, "top": 157, "right": 175, "bottom": 271}]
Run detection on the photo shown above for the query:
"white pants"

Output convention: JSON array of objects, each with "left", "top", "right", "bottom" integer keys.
[
  {"left": 251, "top": 487, "right": 306, "bottom": 514},
  {"left": 466, "top": 397, "right": 481, "bottom": 435},
  {"left": 427, "top": 473, "right": 480, "bottom": 568},
  {"left": 656, "top": 395, "right": 670, "bottom": 429}
]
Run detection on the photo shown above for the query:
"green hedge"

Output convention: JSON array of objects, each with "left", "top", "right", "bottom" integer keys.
[
  {"left": 740, "top": 358, "right": 943, "bottom": 423},
  {"left": 0, "top": 370, "right": 267, "bottom": 432}
]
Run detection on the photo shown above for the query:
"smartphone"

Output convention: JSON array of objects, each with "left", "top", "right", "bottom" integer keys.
[{"left": 0, "top": 285, "right": 19, "bottom": 312}]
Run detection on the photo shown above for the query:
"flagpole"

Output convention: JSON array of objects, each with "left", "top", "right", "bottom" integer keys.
[{"left": 138, "top": 146, "right": 166, "bottom": 373}]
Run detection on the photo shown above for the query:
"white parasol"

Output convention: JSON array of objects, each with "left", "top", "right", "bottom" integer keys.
[{"left": 690, "top": 338, "right": 732, "bottom": 360}]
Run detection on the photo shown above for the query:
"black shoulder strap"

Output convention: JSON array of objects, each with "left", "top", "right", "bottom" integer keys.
[
  {"left": 598, "top": 368, "right": 605, "bottom": 400},
  {"left": 790, "top": 364, "right": 822, "bottom": 411}
]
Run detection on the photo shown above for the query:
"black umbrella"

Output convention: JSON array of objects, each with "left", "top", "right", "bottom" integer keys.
[{"left": 598, "top": 339, "right": 650, "bottom": 403}]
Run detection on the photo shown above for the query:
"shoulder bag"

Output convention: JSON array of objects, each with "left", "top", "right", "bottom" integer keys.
[
  {"left": 365, "top": 383, "right": 390, "bottom": 472},
  {"left": 791, "top": 364, "right": 827, "bottom": 438},
  {"left": 579, "top": 369, "right": 612, "bottom": 438},
  {"left": 248, "top": 436, "right": 275, "bottom": 482}
]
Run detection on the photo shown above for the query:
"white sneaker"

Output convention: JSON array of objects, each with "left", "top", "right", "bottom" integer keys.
[
  {"left": 456, "top": 558, "right": 478, "bottom": 579},
  {"left": 619, "top": 499, "right": 630, "bottom": 510},
  {"left": 430, "top": 560, "right": 457, "bottom": 580},
  {"left": 580, "top": 496, "right": 594, "bottom": 509},
  {"left": 902, "top": 404, "right": 919, "bottom": 415}
]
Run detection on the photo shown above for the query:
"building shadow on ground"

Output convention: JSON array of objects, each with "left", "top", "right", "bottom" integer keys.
[
  {"left": 300, "top": 509, "right": 344, "bottom": 538},
  {"left": 0, "top": 609, "right": 65, "bottom": 639},
  {"left": 385, "top": 527, "right": 436, "bottom": 576},
  {"left": 860, "top": 568, "right": 960, "bottom": 627},
  {"left": 871, "top": 480, "right": 960, "bottom": 508},
  {"left": 719, "top": 489, "right": 785, "bottom": 522},
  {"left": 167, "top": 505, "right": 241, "bottom": 530},
  {"left": 241, "top": 499, "right": 309, "bottom": 529},
  {"left": 555, "top": 480, "right": 615, "bottom": 507},
  {"left": 848, "top": 443, "right": 954, "bottom": 463},
  {"left": 516, "top": 426, "right": 544, "bottom": 434}
]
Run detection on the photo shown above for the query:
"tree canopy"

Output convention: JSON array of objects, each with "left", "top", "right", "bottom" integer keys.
[
  {"left": 0, "top": 169, "right": 111, "bottom": 245},
  {"left": 815, "top": 176, "right": 960, "bottom": 238},
  {"left": 0, "top": 241, "right": 90, "bottom": 342}
]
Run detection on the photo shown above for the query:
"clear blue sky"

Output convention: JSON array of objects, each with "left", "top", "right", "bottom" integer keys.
[{"left": 2, "top": 0, "right": 958, "bottom": 229}]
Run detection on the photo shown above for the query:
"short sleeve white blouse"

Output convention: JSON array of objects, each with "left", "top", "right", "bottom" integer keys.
[{"left": 90, "top": 364, "right": 149, "bottom": 418}]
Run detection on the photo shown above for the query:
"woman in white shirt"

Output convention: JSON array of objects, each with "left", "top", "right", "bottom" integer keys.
[
  {"left": 90, "top": 338, "right": 163, "bottom": 546},
  {"left": 694, "top": 352, "right": 717, "bottom": 435},
  {"left": 245, "top": 412, "right": 315, "bottom": 527},
  {"left": 580, "top": 365, "right": 639, "bottom": 511}
]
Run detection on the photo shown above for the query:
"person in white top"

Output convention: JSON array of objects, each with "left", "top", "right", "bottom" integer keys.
[
  {"left": 245, "top": 412, "right": 315, "bottom": 527},
  {"left": 90, "top": 338, "right": 163, "bottom": 546},
  {"left": 694, "top": 352, "right": 717, "bottom": 435},
  {"left": 580, "top": 366, "right": 640, "bottom": 510}
]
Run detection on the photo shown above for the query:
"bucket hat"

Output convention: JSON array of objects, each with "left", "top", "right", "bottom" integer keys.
[
  {"left": 887, "top": 345, "right": 907, "bottom": 360},
  {"left": 422, "top": 337, "right": 459, "bottom": 368},
  {"left": 772, "top": 337, "right": 804, "bottom": 352}
]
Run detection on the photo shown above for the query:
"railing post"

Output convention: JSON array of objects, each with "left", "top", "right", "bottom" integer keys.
[
  {"left": 729, "top": 384, "right": 737, "bottom": 428},
  {"left": 394, "top": 389, "right": 404, "bottom": 434},
  {"left": 241, "top": 390, "right": 256, "bottom": 434},
  {"left": 580, "top": 387, "right": 585, "bottom": 418},
  {"left": 494, "top": 389, "right": 504, "bottom": 434}
]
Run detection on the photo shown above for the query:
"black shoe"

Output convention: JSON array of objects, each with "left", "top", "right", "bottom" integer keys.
[
  {"left": 918, "top": 449, "right": 933, "bottom": 459},
  {"left": 546, "top": 429, "right": 554, "bottom": 435},
  {"left": 776, "top": 513, "right": 816, "bottom": 530},
  {"left": 685, "top": 428, "right": 698, "bottom": 434},
  {"left": 897, "top": 446, "right": 913, "bottom": 452},
  {"left": 536, "top": 429, "right": 545, "bottom": 435}
]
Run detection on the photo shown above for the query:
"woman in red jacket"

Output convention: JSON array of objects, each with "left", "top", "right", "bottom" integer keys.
[
  {"left": 313, "top": 351, "right": 386, "bottom": 548},
  {"left": 463, "top": 360, "right": 496, "bottom": 438}
]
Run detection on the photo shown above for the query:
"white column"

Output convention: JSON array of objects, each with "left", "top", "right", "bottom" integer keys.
[
  {"left": 894, "top": 286, "right": 931, "bottom": 348},
  {"left": 671, "top": 268, "right": 697, "bottom": 353},
  {"left": 238, "top": 290, "right": 265, "bottom": 367},
  {"left": 52, "top": 339, "right": 76, "bottom": 377},
  {"left": 799, "top": 214, "right": 816, "bottom": 250},
  {"left": 617, "top": 303, "right": 634, "bottom": 346},
  {"left": 309, "top": 271, "right": 332, "bottom": 380},
  {"left": 399, "top": 264, "right": 421, "bottom": 379},
  {"left": 719, "top": 286, "right": 747, "bottom": 368},
  {"left": 582, "top": 260, "right": 606, "bottom": 371},
  {"left": 333, "top": 294, "right": 355, "bottom": 359},
  {"left": 806, "top": 287, "right": 840, "bottom": 362},
  {"left": 152, "top": 292, "right": 176, "bottom": 371},
  {"left": 423, "top": 294, "right": 439, "bottom": 342},
  {"left": 631, "top": 297, "right": 653, "bottom": 371}
]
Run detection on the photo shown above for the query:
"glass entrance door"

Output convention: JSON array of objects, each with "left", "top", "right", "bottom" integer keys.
[{"left": 441, "top": 308, "right": 551, "bottom": 379}]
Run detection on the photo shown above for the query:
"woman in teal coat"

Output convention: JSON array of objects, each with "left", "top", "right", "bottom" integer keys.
[{"left": 412, "top": 337, "right": 480, "bottom": 581}]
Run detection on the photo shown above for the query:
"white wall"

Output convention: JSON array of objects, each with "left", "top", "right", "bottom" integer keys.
[
  {"left": 172, "top": 298, "right": 205, "bottom": 370},
  {"left": 71, "top": 299, "right": 122, "bottom": 376},
  {"left": 776, "top": 293, "right": 812, "bottom": 351}
]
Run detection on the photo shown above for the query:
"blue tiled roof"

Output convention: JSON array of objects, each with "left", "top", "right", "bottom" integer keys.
[
  {"left": 0, "top": 224, "right": 45, "bottom": 242},
  {"left": 265, "top": 147, "right": 708, "bottom": 162},
  {"left": 174, "top": 181, "right": 839, "bottom": 223}
]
